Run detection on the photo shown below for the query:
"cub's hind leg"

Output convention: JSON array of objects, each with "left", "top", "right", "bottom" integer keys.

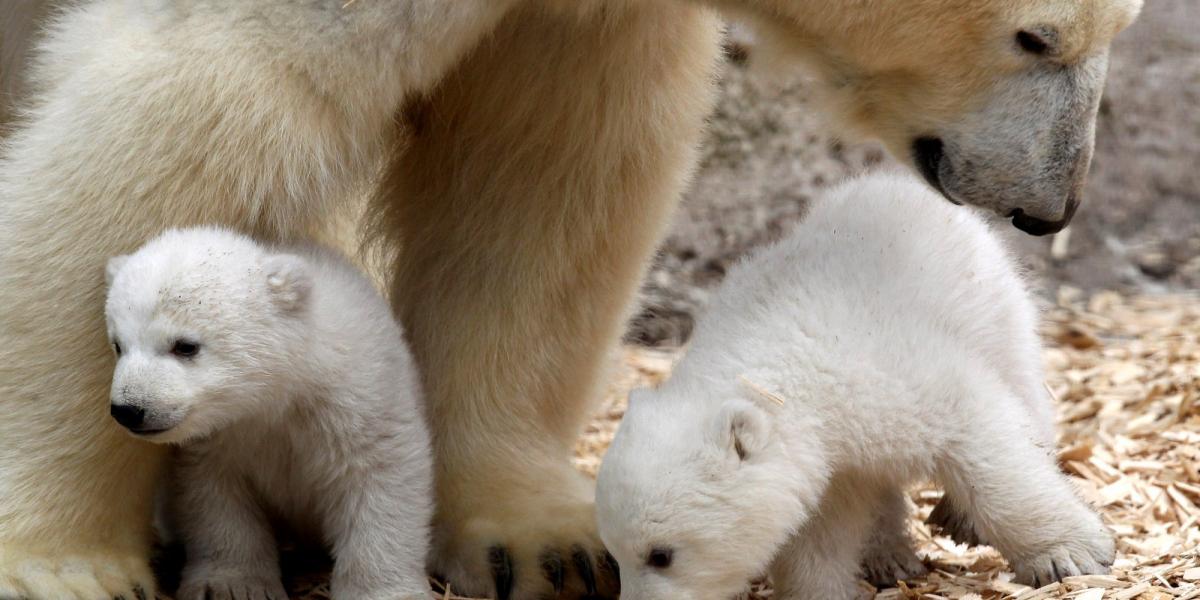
[{"left": 938, "top": 386, "right": 1111, "bottom": 586}]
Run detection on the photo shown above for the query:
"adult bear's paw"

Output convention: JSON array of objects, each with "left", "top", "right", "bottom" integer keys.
[
  {"left": 430, "top": 470, "right": 619, "bottom": 600},
  {"left": 0, "top": 548, "right": 154, "bottom": 600}
]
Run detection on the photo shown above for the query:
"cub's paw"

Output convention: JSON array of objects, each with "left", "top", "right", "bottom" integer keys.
[
  {"left": 332, "top": 576, "right": 434, "bottom": 600},
  {"left": 773, "top": 579, "right": 873, "bottom": 600},
  {"left": 335, "top": 584, "right": 436, "bottom": 600},
  {"left": 1011, "top": 528, "right": 1115, "bottom": 587},
  {"left": 431, "top": 473, "right": 619, "bottom": 600},
  {"left": 176, "top": 566, "right": 287, "bottom": 600},
  {"left": 859, "top": 538, "right": 927, "bottom": 587},
  {"left": 0, "top": 550, "right": 154, "bottom": 600},
  {"left": 926, "top": 496, "right": 982, "bottom": 546}
]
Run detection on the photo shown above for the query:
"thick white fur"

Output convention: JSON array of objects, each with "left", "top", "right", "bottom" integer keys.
[
  {"left": 0, "top": 1, "right": 1138, "bottom": 598},
  {"left": 596, "top": 173, "right": 1112, "bottom": 600},
  {"left": 105, "top": 228, "right": 432, "bottom": 600}
]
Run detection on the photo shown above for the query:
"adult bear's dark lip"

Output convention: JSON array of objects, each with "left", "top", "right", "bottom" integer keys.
[{"left": 912, "top": 137, "right": 961, "bottom": 205}]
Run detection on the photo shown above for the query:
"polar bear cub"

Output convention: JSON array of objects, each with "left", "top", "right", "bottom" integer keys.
[
  {"left": 596, "top": 173, "right": 1113, "bottom": 600},
  {"left": 104, "top": 227, "right": 432, "bottom": 600}
]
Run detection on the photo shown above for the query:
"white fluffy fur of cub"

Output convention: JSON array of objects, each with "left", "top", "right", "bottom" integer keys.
[
  {"left": 596, "top": 173, "right": 1112, "bottom": 600},
  {"left": 104, "top": 227, "right": 432, "bottom": 600}
]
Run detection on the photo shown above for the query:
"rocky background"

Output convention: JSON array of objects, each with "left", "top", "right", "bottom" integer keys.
[{"left": 628, "top": 0, "right": 1200, "bottom": 347}]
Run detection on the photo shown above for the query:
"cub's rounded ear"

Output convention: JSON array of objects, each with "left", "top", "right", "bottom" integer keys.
[
  {"left": 716, "top": 398, "right": 772, "bottom": 462},
  {"left": 105, "top": 255, "right": 130, "bottom": 288},
  {"left": 263, "top": 254, "right": 312, "bottom": 313}
]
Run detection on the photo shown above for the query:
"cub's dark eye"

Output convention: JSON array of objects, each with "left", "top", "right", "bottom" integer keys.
[
  {"left": 1016, "top": 30, "right": 1050, "bottom": 55},
  {"left": 112, "top": 341, "right": 122, "bottom": 356},
  {"left": 646, "top": 547, "right": 673, "bottom": 569},
  {"left": 171, "top": 340, "right": 200, "bottom": 358}
]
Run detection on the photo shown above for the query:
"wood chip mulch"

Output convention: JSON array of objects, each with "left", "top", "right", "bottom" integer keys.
[
  {"left": 575, "top": 290, "right": 1200, "bottom": 600},
  {"left": 180, "top": 291, "right": 1199, "bottom": 600}
]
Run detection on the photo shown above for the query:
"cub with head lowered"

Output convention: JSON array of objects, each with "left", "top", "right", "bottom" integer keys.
[
  {"left": 104, "top": 227, "right": 432, "bottom": 600},
  {"left": 596, "top": 173, "right": 1110, "bottom": 600}
]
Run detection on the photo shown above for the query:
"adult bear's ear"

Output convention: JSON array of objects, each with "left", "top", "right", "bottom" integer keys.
[
  {"left": 716, "top": 398, "right": 772, "bottom": 462},
  {"left": 263, "top": 254, "right": 312, "bottom": 313},
  {"left": 105, "top": 255, "right": 129, "bottom": 288}
]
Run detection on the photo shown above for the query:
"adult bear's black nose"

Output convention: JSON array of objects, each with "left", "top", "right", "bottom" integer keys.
[
  {"left": 1009, "top": 193, "right": 1079, "bottom": 236},
  {"left": 110, "top": 403, "right": 145, "bottom": 430},
  {"left": 1010, "top": 208, "right": 1070, "bottom": 236}
]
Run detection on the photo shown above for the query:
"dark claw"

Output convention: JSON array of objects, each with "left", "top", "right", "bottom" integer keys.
[
  {"left": 540, "top": 549, "right": 565, "bottom": 594},
  {"left": 489, "top": 546, "right": 515, "bottom": 600},
  {"left": 571, "top": 546, "right": 597, "bottom": 596},
  {"left": 600, "top": 551, "right": 621, "bottom": 594},
  {"left": 133, "top": 586, "right": 147, "bottom": 600},
  {"left": 600, "top": 551, "right": 620, "bottom": 579}
]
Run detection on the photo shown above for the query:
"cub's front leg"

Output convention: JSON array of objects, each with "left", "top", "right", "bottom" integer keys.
[
  {"left": 325, "top": 437, "right": 434, "bottom": 600},
  {"left": 860, "top": 486, "right": 927, "bottom": 586},
  {"left": 770, "top": 477, "right": 879, "bottom": 600},
  {"left": 170, "top": 449, "right": 287, "bottom": 600}
]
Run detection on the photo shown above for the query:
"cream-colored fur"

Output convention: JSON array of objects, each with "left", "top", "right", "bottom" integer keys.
[
  {"left": 0, "top": 0, "right": 53, "bottom": 132},
  {"left": 0, "top": 1, "right": 1138, "bottom": 599},
  {"left": 724, "top": 0, "right": 1143, "bottom": 233}
]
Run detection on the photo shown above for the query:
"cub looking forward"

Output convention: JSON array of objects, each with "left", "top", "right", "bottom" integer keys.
[
  {"left": 596, "top": 174, "right": 1111, "bottom": 600},
  {"left": 104, "top": 227, "right": 431, "bottom": 600}
]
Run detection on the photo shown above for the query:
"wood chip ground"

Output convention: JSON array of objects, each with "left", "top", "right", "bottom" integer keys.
[
  {"left": 577, "top": 291, "right": 1200, "bottom": 600},
  {"left": 188, "top": 291, "right": 1200, "bottom": 599}
]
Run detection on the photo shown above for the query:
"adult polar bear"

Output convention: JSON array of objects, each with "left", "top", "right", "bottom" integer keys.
[{"left": 0, "top": 1, "right": 1139, "bottom": 599}]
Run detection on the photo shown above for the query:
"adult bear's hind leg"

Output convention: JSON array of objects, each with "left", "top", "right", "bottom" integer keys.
[{"left": 372, "top": 3, "right": 723, "bottom": 599}]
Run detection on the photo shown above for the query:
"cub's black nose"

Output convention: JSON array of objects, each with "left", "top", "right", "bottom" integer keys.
[{"left": 110, "top": 403, "right": 146, "bottom": 429}]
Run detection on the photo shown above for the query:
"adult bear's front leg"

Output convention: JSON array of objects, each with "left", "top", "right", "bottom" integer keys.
[
  {"left": 372, "top": 3, "right": 723, "bottom": 599},
  {"left": 0, "top": 2, "right": 514, "bottom": 598}
]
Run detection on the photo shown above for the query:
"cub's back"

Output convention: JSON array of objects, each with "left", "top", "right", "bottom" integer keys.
[
  {"left": 289, "top": 243, "right": 422, "bottom": 411},
  {"left": 686, "top": 174, "right": 1045, "bottom": 420},
  {"left": 296, "top": 245, "right": 398, "bottom": 344}
]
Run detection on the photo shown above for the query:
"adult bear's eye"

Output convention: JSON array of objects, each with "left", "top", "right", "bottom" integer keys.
[
  {"left": 1015, "top": 29, "right": 1051, "bottom": 55},
  {"left": 171, "top": 339, "right": 200, "bottom": 358},
  {"left": 646, "top": 547, "right": 673, "bottom": 569}
]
